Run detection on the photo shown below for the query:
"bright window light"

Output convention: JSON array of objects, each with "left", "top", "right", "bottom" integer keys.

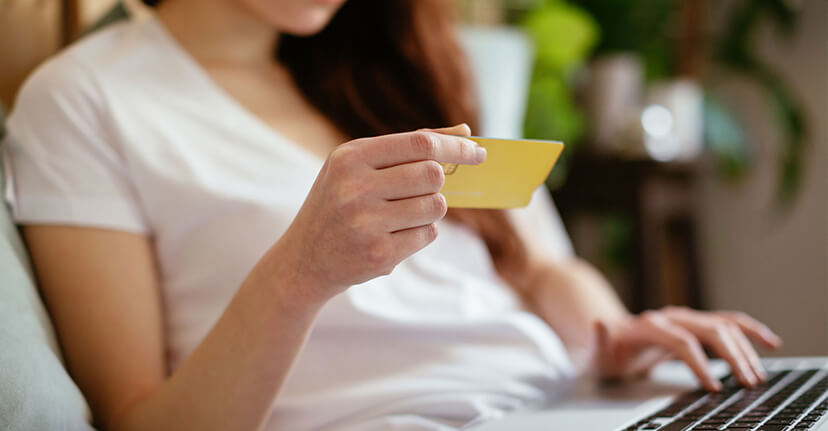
[{"left": 641, "top": 104, "right": 680, "bottom": 162}]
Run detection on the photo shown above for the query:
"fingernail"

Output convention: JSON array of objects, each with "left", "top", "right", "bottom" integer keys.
[
  {"left": 474, "top": 146, "right": 487, "bottom": 163},
  {"left": 763, "top": 326, "right": 781, "bottom": 340},
  {"left": 441, "top": 163, "right": 457, "bottom": 175}
]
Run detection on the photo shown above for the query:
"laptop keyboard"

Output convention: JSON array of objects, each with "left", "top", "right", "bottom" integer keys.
[{"left": 622, "top": 369, "right": 828, "bottom": 431}]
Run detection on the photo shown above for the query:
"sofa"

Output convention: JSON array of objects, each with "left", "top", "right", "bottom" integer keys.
[
  {"left": 0, "top": 4, "right": 129, "bottom": 428},
  {"left": 0, "top": 108, "right": 95, "bottom": 428}
]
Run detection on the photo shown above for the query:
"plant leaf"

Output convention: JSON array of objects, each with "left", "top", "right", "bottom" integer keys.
[{"left": 522, "top": 2, "right": 599, "bottom": 71}]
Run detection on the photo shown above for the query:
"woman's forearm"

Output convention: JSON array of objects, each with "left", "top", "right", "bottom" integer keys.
[
  {"left": 115, "top": 242, "right": 327, "bottom": 431},
  {"left": 105, "top": 129, "right": 483, "bottom": 430},
  {"left": 524, "top": 258, "right": 630, "bottom": 371}
]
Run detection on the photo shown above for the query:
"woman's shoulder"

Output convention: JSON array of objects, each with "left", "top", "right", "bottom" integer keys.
[{"left": 13, "top": 18, "right": 161, "bottom": 123}]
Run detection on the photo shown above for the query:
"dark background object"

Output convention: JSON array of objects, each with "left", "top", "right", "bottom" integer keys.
[{"left": 553, "top": 154, "right": 702, "bottom": 313}]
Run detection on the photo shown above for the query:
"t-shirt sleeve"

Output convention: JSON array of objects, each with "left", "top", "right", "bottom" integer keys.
[{"left": 2, "top": 53, "right": 150, "bottom": 234}]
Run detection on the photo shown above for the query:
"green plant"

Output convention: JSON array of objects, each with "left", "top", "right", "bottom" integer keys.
[
  {"left": 512, "top": 0, "right": 598, "bottom": 186},
  {"left": 564, "top": 0, "right": 680, "bottom": 79},
  {"left": 703, "top": 95, "right": 750, "bottom": 180},
  {"left": 567, "top": 0, "right": 807, "bottom": 205}
]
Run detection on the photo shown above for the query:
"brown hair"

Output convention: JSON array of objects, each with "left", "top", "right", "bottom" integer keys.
[
  {"left": 278, "top": 0, "right": 529, "bottom": 291},
  {"left": 143, "top": 0, "right": 530, "bottom": 291}
]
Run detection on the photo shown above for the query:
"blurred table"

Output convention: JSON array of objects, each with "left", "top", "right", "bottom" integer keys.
[{"left": 552, "top": 153, "right": 703, "bottom": 313}]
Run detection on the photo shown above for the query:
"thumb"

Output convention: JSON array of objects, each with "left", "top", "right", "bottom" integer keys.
[
  {"left": 418, "top": 123, "right": 472, "bottom": 137},
  {"left": 594, "top": 319, "right": 616, "bottom": 376},
  {"left": 596, "top": 319, "right": 612, "bottom": 351}
]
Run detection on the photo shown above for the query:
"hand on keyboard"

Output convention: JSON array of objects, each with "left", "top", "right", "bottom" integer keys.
[{"left": 596, "top": 307, "right": 783, "bottom": 392}]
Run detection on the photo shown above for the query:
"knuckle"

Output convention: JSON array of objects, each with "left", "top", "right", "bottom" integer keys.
[
  {"left": 345, "top": 210, "right": 371, "bottom": 233},
  {"left": 411, "top": 132, "right": 438, "bottom": 159},
  {"left": 421, "top": 223, "right": 439, "bottom": 243},
  {"left": 366, "top": 236, "right": 392, "bottom": 267},
  {"left": 675, "top": 335, "right": 698, "bottom": 353},
  {"left": 422, "top": 161, "right": 446, "bottom": 189},
  {"left": 722, "top": 321, "right": 740, "bottom": 335},
  {"left": 640, "top": 311, "right": 661, "bottom": 326},
  {"left": 328, "top": 144, "right": 357, "bottom": 167},
  {"left": 729, "top": 311, "right": 750, "bottom": 322},
  {"left": 429, "top": 193, "right": 448, "bottom": 219},
  {"left": 337, "top": 182, "right": 370, "bottom": 214},
  {"left": 418, "top": 194, "right": 443, "bottom": 220},
  {"left": 664, "top": 305, "right": 690, "bottom": 316},
  {"left": 457, "top": 139, "right": 473, "bottom": 160},
  {"left": 710, "top": 317, "right": 734, "bottom": 331},
  {"left": 710, "top": 324, "right": 730, "bottom": 341},
  {"left": 457, "top": 139, "right": 474, "bottom": 160},
  {"left": 377, "top": 262, "right": 396, "bottom": 277},
  {"left": 340, "top": 200, "right": 364, "bottom": 224}
]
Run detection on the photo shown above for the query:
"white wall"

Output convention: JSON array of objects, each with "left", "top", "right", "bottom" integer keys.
[{"left": 697, "top": 0, "right": 828, "bottom": 355}]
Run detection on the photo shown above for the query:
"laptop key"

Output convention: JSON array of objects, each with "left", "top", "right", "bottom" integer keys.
[
  {"left": 656, "top": 419, "right": 695, "bottom": 431},
  {"left": 622, "top": 370, "right": 828, "bottom": 431}
]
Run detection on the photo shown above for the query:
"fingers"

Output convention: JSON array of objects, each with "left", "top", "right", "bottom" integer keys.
[
  {"left": 374, "top": 161, "right": 445, "bottom": 201},
  {"left": 377, "top": 195, "right": 447, "bottom": 272},
  {"left": 389, "top": 223, "right": 439, "bottom": 262},
  {"left": 360, "top": 131, "right": 485, "bottom": 169},
  {"left": 718, "top": 311, "right": 783, "bottom": 350},
  {"left": 599, "top": 318, "right": 672, "bottom": 380},
  {"left": 669, "top": 312, "right": 759, "bottom": 388},
  {"left": 380, "top": 193, "right": 447, "bottom": 233},
  {"left": 633, "top": 313, "right": 722, "bottom": 392},
  {"left": 595, "top": 320, "right": 620, "bottom": 377},
  {"left": 728, "top": 324, "right": 767, "bottom": 382},
  {"left": 419, "top": 123, "right": 472, "bottom": 137},
  {"left": 610, "top": 308, "right": 781, "bottom": 393}
]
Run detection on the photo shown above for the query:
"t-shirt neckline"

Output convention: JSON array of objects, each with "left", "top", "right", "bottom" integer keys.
[{"left": 143, "top": 15, "right": 326, "bottom": 168}]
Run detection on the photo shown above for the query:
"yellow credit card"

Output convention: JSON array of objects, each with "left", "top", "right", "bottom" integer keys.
[{"left": 440, "top": 137, "right": 564, "bottom": 209}]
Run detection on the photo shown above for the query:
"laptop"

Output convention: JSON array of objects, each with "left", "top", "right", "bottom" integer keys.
[{"left": 470, "top": 357, "right": 828, "bottom": 430}]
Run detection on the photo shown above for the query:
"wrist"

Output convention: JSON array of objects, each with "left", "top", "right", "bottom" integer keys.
[{"left": 249, "top": 239, "right": 338, "bottom": 314}]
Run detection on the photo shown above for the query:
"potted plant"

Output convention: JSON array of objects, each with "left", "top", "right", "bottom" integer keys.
[{"left": 567, "top": 0, "right": 808, "bottom": 204}]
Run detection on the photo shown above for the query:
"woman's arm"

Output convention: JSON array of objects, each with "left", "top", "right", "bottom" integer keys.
[
  {"left": 521, "top": 257, "right": 628, "bottom": 366},
  {"left": 523, "top": 257, "right": 782, "bottom": 391},
  {"left": 25, "top": 226, "right": 324, "bottom": 431},
  {"left": 512, "top": 207, "right": 781, "bottom": 391},
  {"left": 25, "top": 127, "right": 484, "bottom": 431},
  {"left": 508, "top": 200, "right": 628, "bottom": 367}
]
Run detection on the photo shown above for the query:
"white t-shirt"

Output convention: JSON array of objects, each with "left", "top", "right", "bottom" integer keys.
[{"left": 3, "top": 16, "right": 576, "bottom": 430}]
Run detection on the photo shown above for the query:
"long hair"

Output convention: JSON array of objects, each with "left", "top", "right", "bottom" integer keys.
[{"left": 147, "top": 0, "right": 530, "bottom": 291}]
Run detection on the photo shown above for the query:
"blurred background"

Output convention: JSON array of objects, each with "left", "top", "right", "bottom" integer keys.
[
  {"left": 456, "top": 0, "right": 827, "bottom": 357},
  {"left": 1, "top": 0, "right": 826, "bottom": 356}
]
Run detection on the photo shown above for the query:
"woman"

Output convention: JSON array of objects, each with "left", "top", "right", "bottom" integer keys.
[{"left": 2, "top": 0, "right": 781, "bottom": 429}]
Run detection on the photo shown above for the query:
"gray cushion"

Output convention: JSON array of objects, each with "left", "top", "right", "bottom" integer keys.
[
  {"left": 0, "top": 6, "right": 130, "bottom": 428},
  {"left": 0, "top": 116, "right": 94, "bottom": 429}
]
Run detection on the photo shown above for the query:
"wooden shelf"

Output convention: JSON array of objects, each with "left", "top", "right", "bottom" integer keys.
[{"left": 552, "top": 152, "right": 703, "bottom": 313}]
